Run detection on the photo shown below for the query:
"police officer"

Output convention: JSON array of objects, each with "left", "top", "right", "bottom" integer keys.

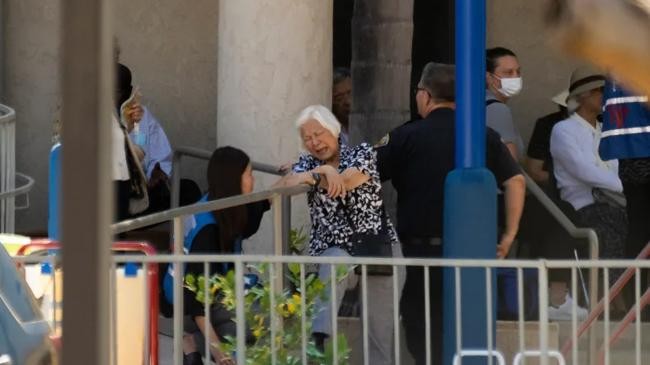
[{"left": 376, "top": 62, "right": 525, "bottom": 364}]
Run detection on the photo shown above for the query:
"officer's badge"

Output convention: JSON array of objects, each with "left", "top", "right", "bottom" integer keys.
[{"left": 374, "top": 133, "right": 390, "bottom": 148}]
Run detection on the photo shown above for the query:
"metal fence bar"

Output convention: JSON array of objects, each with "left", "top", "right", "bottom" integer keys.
[
  {"left": 107, "top": 254, "right": 650, "bottom": 270},
  {"left": 571, "top": 267, "right": 578, "bottom": 365},
  {"left": 143, "top": 261, "right": 151, "bottom": 365},
  {"left": 425, "top": 265, "right": 431, "bottom": 365},
  {"left": 204, "top": 262, "right": 210, "bottom": 365},
  {"left": 455, "top": 267, "right": 462, "bottom": 365},
  {"left": 300, "top": 263, "right": 307, "bottom": 365},
  {"left": 361, "top": 265, "right": 369, "bottom": 365},
  {"left": 634, "top": 268, "right": 641, "bottom": 365},
  {"left": 604, "top": 268, "right": 610, "bottom": 365},
  {"left": 486, "top": 267, "right": 493, "bottom": 365},
  {"left": 393, "top": 265, "right": 401, "bottom": 365},
  {"left": 330, "top": 263, "right": 338, "bottom": 365},
  {"left": 172, "top": 217, "right": 184, "bottom": 365},
  {"left": 110, "top": 262, "right": 117, "bottom": 365},
  {"left": 538, "top": 263, "right": 549, "bottom": 365},
  {"left": 235, "top": 260, "right": 246, "bottom": 364},
  {"left": 51, "top": 255, "right": 58, "bottom": 335},
  {"left": 0, "top": 104, "right": 16, "bottom": 233},
  {"left": 517, "top": 268, "right": 525, "bottom": 365},
  {"left": 269, "top": 263, "right": 278, "bottom": 365}
]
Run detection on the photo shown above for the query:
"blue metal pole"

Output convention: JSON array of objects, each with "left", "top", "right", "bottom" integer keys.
[
  {"left": 443, "top": 0, "right": 497, "bottom": 364},
  {"left": 455, "top": 0, "right": 486, "bottom": 168}
]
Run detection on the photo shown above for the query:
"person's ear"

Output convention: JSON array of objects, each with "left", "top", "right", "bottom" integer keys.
[{"left": 486, "top": 72, "right": 495, "bottom": 87}]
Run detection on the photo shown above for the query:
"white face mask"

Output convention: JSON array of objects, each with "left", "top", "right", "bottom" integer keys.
[{"left": 496, "top": 76, "right": 523, "bottom": 97}]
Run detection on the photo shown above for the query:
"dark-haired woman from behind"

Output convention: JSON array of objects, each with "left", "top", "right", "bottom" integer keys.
[{"left": 163, "top": 146, "right": 269, "bottom": 365}]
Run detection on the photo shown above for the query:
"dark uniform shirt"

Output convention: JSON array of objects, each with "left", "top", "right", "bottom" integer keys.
[
  {"left": 376, "top": 107, "right": 522, "bottom": 239},
  {"left": 527, "top": 109, "right": 568, "bottom": 171}
]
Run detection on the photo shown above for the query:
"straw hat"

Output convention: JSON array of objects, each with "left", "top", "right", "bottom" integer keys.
[
  {"left": 567, "top": 66, "right": 605, "bottom": 100},
  {"left": 551, "top": 89, "right": 569, "bottom": 107}
]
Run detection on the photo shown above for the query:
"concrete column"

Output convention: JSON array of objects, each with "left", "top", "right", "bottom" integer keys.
[
  {"left": 217, "top": 0, "right": 333, "bottom": 253},
  {"left": 60, "top": 0, "right": 112, "bottom": 363}
]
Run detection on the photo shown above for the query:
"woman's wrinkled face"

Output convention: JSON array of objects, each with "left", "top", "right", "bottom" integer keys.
[
  {"left": 240, "top": 163, "right": 254, "bottom": 194},
  {"left": 300, "top": 119, "right": 339, "bottom": 161}
]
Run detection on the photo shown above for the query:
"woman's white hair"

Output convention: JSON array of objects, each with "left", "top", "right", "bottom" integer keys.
[{"left": 295, "top": 105, "right": 341, "bottom": 138}]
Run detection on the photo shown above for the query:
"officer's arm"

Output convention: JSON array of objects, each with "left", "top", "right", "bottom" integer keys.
[{"left": 498, "top": 174, "right": 525, "bottom": 258}]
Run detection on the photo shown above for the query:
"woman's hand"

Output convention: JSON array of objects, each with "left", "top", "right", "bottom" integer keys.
[
  {"left": 315, "top": 165, "right": 346, "bottom": 198},
  {"left": 216, "top": 353, "right": 235, "bottom": 365},
  {"left": 123, "top": 102, "right": 144, "bottom": 132},
  {"left": 497, "top": 232, "right": 515, "bottom": 259}
]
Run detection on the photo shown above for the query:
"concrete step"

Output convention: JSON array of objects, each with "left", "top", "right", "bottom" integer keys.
[{"left": 556, "top": 320, "right": 650, "bottom": 365}]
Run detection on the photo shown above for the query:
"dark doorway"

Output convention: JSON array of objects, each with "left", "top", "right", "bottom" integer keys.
[
  {"left": 333, "top": 0, "right": 354, "bottom": 68},
  {"left": 333, "top": 0, "right": 455, "bottom": 119},
  {"left": 410, "top": 0, "right": 455, "bottom": 119}
]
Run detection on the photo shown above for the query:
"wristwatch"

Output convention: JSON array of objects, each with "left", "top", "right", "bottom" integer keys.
[{"left": 311, "top": 172, "right": 321, "bottom": 188}]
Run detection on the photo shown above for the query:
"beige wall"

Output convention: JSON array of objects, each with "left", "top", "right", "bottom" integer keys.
[
  {"left": 5, "top": 0, "right": 61, "bottom": 233},
  {"left": 217, "top": 0, "right": 333, "bottom": 253},
  {"left": 114, "top": 0, "right": 219, "bottom": 187},
  {"left": 7, "top": 0, "right": 218, "bottom": 233},
  {"left": 487, "top": 0, "right": 581, "bottom": 151}
]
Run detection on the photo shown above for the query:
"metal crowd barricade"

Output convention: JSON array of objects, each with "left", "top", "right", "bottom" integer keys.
[
  {"left": 100, "top": 253, "right": 649, "bottom": 365},
  {"left": 13, "top": 240, "right": 160, "bottom": 365},
  {"left": 110, "top": 169, "right": 649, "bottom": 365}
]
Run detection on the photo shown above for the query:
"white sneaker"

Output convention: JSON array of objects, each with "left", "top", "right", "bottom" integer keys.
[{"left": 548, "top": 295, "right": 588, "bottom": 321}]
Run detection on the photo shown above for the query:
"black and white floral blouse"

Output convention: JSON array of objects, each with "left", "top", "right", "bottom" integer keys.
[{"left": 292, "top": 142, "right": 399, "bottom": 256}]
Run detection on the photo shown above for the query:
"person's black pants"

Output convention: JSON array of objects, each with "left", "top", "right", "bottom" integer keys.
[
  {"left": 115, "top": 178, "right": 201, "bottom": 222},
  {"left": 144, "top": 178, "right": 202, "bottom": 215},
  {"left": 622, "top": 181, "right": 650, "bottom": 315},
  {"left": 400, "top": 242, "right": 443, "bottom": 365}
]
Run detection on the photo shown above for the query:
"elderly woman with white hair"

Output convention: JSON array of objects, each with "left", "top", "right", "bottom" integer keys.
[{"left": 276, "top": 105, "right": 401, "bottom": 364}]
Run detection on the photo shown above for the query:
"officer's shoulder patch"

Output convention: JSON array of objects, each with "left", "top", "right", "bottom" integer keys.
[{"left": 374, "top": 133, "right": 390, "bottom": 148}]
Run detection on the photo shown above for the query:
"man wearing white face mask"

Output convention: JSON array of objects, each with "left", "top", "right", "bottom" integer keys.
[{"left": 486, "top": 47, "right": 525, "bottom": 160}]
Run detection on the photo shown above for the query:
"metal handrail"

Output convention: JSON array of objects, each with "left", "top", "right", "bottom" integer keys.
[
  {"left": 167, "top": 145, "right": 292, "bottom": 254},
  {"left": 523, "top": 173, "right": 602, "bottom": 364},
  {"left": 0, "top": 172, "right": 35, "bottom": 200},
  {"left": 112, "top": 184, "right": 309, "bottom": 235},
  {"left": 0, "top": 104, "right": 15, "bottom": 123}
]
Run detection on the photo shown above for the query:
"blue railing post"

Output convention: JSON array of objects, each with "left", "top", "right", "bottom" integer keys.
[{"left": 443, "top": 0, "right": 497, "bottom": 364}]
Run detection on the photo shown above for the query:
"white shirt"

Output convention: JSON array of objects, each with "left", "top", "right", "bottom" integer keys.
[
  {"left": 550, "top": 112, "right": 622, "bottom": 210},
  {"left": 112, "top": 114, "right": 130, "bottom": 181}
]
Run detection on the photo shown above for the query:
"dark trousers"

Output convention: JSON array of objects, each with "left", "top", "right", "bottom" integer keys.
[
  {"left": 623, "top": 181, "right": 650, "bottom": 258},
  {"left": 143, "top": 178, "right": 202, "bottom": 215},
  {"left": 115, "top": 178, "right": 201, "bottom": 222},
  {"left": 400, "top": 243, "right": 443, "bottom": 365},
  {"left": 576, "top": 203, "right": 627, "bottom": 286},
  {"left": 622, "top": 181, "right": 650, "bottom": 313},
  {"left": 115, "top": 180, "right": 132, "bottom": 222}
]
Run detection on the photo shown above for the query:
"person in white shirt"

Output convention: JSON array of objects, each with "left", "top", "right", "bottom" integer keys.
[{"left": 550, "top": 66, "right": 627, "bottom": 314}]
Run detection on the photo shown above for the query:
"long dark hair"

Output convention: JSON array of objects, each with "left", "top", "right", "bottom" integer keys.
[{"left": 207, "top": 146, "right": 250, "bottom": 252}]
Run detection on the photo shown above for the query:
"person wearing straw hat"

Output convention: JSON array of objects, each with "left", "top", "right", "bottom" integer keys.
[
  {"left": 520, "top": 87, "right": 590, "bottom": 321},
  {"left": 550, "top": 66, "right": 628, "bottom": 306}
]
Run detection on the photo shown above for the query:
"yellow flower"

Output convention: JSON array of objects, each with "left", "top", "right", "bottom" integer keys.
[
  {"left": 253, "top": 328, "right": 263, "bottom": 338},
  {"left": 286, "top": 301, "right": 297, "bottom": 315},
  {"left": 210, "top": 284, "right": 219, "bottom": 295}
]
